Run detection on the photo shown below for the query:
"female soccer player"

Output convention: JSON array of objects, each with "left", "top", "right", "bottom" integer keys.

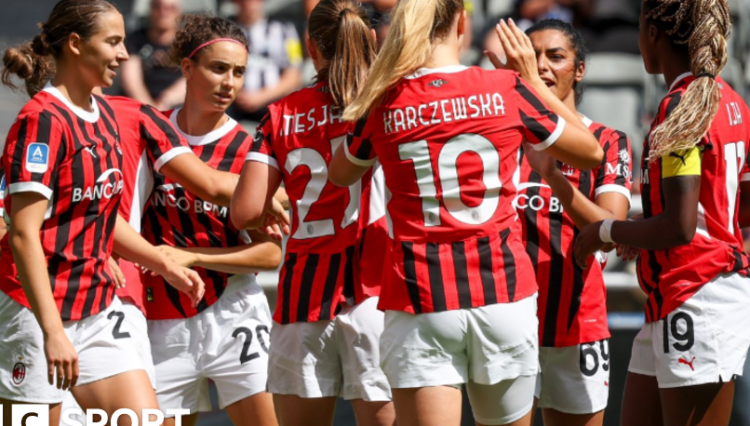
[
  {"left": 232, "top": 1, "right": 395, "bottom": 426},
  {"left": 0, "top": 0, "right": 204, "bottom": 424},
  {"left": 329, "top": 1, "right": 604, "bottom": 424},
  {"left": 498, "top": 19, "right": 632, "bottom": 426},
  {"left": 574, "top": 1, "right": 750, "bottom": 425},
  {"left": 140, "top": 14, "right": 282, "bottom": 426}
]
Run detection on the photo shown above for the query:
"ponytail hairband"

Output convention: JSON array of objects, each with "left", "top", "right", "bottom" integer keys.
[
  {"left": 696, "top": 72, "right": 716, "bottom": 80},
  {"left": 188, "top": 38, "right": 246, "bottom": 59}
]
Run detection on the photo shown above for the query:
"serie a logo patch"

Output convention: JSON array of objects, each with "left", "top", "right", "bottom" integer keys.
[{"left": 25, "top": 143, "right": 49, "bottom": 174}]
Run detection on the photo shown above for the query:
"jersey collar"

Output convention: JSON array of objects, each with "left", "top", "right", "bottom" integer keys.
[
  {"left": 169, "top": 108, "right": 238, "bottom": 146},
  {"left": 580, "top": 114, "right": 593, "bottom": 129},
  {"left": 405, "top": 65, "right": 469, "bottom": 80},
  {"left": 669, "top": 72, "right": 693, "bottom": 91},
  {"left": 43, "top": 81, "right": 100, "bottom": 123}
]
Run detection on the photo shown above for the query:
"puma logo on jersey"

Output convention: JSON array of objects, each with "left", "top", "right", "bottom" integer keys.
[
  {"left": 669, "top": 151, "right": 689, "bottom": 166},
  {"left": 428, "top": 79, "right": 448, "bottom": 88},
  {"left": 678, "top": 356, "right": 696, "bottom": 371}
]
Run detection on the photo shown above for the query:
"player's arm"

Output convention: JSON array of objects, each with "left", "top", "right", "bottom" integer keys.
[
  {"left": 232, "top": 160, "right": 283, "bottom": 230},
  {"left": 9, "top": 192, "right": 79, "bottom": 390},
  {"left": 156, "top": 230, "right": 282, "bottom": 275},
  {"left": 330, "top": 122, "right": 375, "bottom": 187},
  {"left": 160, "top": 154, "right": 238, "bottom": 208},
  {"left": 574, "top": 148, "right": 701, "bottom": 266},
  {"left": 113, "top": 214, "right": 205, "bottom": 306}
]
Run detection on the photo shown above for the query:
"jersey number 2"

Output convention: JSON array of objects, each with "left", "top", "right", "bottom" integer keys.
[{"left": 286, "top": 136, "right": 361, "bottom": 239}]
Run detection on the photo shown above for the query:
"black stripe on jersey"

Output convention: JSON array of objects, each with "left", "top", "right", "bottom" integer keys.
[
  {"left": 594, "top": 128, "right": 609, "bottom": 188},
  {"left": 477, "top": 236, "right": 497, "bottom": 305},
  {"left": 733, "top": 248, "right": 750, "bottom": 272},
  {"left": 280, "top": 253, "right": 298, "bottom": 324},
  {"left": 451, "top": 241, "right": 473, "bottom": 309},
  {"left": 520, "top": 110, "right": 552, "bottom": 143},
  {"left": 296, "top": 254, "right": 320, "bottom": 322},
  {"left": 664, "top": 93, "right": 683, "bottom": 119},
  {"left": 10, "top": 117, "right": 29, "bottom": 184},
  {"left": 251, "top": 114, "right": 270, "bottom": 153},
  {"left": 648, "top": 254, "right": 664, "bottom": 319},
  {"left": 613, "top": 131, "right": 629, "bottom": 186},
  {"left": 319, "top": 252, "right": 342, "bottom": 321},
  {"left": 523, "top": 170, "right": 543, "bottom": 274},
  {"left": 51, "top": 106, "right": 87, "bottom": 320},
  {"left": 342, "top": 245, "right": 355, "bottom": 303},
  {"left": 641, "top": 143, "right": 654, "bottom": 219},
  {"left": 499, "top": 228, "right": 517, "bottom": 302},
  {"left": 145, "top": 205, "right": 188, "bottom": 318},
  {"left": 96, "top": 98, "right": 121, "bottom": 144},
  {"left": 566, "top": 167, "right": 592, "bottom": 329},
  {"left": 426, "top": 243, "right": 446, "bottom": 311},
  {"left": 352, "top": 118, "right": 373, "bottom": 160},
  {"left": 219, "top": 131, "right": 249, "bottom": 170},
  {"left": 542, "top": 199, "right": 564, "bottom": 347},
  {"left": 140, "top": 106, "right": 183, "bottom": 158},
  {"left": 401, "top": 241, "right": 422, "bottom": 314},
  {"left": 358, "top": 227, "right": 368, "bottom": 258},
  {"left": 515, "top": 76, "right": 551, "bottom": 115}
]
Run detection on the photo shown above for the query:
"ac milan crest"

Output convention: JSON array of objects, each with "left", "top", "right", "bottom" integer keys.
[{"left": 12, "top": 362, "right": 26, "bottom": 385}]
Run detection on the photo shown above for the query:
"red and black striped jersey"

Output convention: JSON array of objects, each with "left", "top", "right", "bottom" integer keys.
[
  {"left": 638, "top": 73, "right": 750, "bottom": 323},
  {"left": 516, "top": 117, "right": 632, "bottom": 347},
  {"left": 105, "top": 96, "right": 192, "bottom": 312},
  {"left": 141, "top": 110, "right": 254, "bottom": 320},
  {"left": 248, "top": 82, "right": 362, "bottom": 324},
  {"left": 346, "top": 66, "right": 564, "bottom": 314},
  {"left": 355, "top": 162, "right": 388, "bottom": 303},
  {"left": 0, "top": 84, "right": 124, "bottom": 321}
]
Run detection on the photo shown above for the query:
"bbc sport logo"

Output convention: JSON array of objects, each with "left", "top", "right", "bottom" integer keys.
[{"left": 0, "top": 405, "right": 191, "bottom": 426}]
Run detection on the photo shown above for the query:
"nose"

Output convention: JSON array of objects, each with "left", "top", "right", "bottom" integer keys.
[
  {"left": 537, "top": 54, "right": 548, "bottom": 73},
  {"left": 117, "top": 44, "right": 130, "bottom": 61}
]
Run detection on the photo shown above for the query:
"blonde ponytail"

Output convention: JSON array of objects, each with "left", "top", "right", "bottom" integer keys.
[
  {"left": 343, "top": 0, "right": 463, "bottom": 121},
  {"left": 645, "top": 0, "right": 731, "bottom": 160}
]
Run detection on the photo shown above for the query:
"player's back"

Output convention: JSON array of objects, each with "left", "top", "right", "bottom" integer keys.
[
  {"left": 639, "top": 74, "right": 750, "bottom": 322},
  {"left": 250, "top": 82, "right": 359, "bottom": 254}
]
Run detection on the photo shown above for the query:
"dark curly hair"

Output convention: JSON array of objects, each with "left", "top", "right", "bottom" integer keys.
[
  {"left": 2, "top": 0, "right": 118, "bottom": 97},
  {"left": 526, "top": 19, "right": 588, "bottom": 106},
  {"left": 170, "top": 14, "right": 249, "bottom": 64}
]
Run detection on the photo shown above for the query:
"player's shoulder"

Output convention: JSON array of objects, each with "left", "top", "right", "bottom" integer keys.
[
  {"left": 14, "top": 92, "right": 65, "bottom": 129},
  {"left": 586, "top": 118, "right": 629, "bottom": 148},
  {"left": 268, "top": 82, "right": 331, "bottom": 113}
]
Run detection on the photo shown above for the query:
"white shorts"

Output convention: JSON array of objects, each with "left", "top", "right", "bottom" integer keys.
[
  {"left": 535, "top": 340, "right": 610, "bottom": 414},
  {"left": 148, "top": 274, "right": 272, "bottom": 414},
  {"left": 268, "top": 296, "right": 391, "bottom": 401},
  {"left": 380, "top": 294, "right": 539, "bottom": 388},
  {"left": 59, "top": 299, "right": 156, "bottom": 422},
  {"left": 628, "top": 273, "right": 750, "bottom": 388},
  {"left": 0, "top": 294, "right": 145, "bottom": 404}
]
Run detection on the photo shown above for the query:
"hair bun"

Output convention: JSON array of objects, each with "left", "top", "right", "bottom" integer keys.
[{"left": 31, "top": 33, "right": 52, "bottom": 57}]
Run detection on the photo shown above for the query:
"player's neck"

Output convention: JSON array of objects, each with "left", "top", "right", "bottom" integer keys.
[
  {"left": 660, "top": 51, "right": 692, "bottom": 90},
  {"left": 177, "top": 101, "right": 228, "bottom": 137},
  {"left": 49, "top": 72, "right": 95, "bottom": 113},
  {"left": 562, "top": 91, "right": 577, "bottom": 114},
  {"left": 427, "top": 43, "right": 462, "bottom": 69}
]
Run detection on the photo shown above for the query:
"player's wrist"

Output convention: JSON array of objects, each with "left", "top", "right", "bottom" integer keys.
[{"left": 599, "top": 219, "right": 615, "bottom": 243}]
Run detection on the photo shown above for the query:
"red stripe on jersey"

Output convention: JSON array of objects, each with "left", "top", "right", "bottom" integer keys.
[
  {"left": 1, "top": 91, "right": 123, "bottom": 320},
  {"left": 348, "top": 67, "right": 555, "bottom": 313},
  {"left": 639, "top": 75, "right": 750, "bottom": 323},
  {"left": 105, "top": 96, "right": 191, "bottom": 313},
  {"left": 141, "top": 111, "right": 252, "bottom": 320},
  {"left": 248, "top": 83, "right": 367, "bottom": 323},
  {"left": 517, "top": 120, "right": 632, "bottom": 346}
]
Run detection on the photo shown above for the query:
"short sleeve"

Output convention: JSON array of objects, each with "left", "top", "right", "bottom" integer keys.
[
  {"left": 139, "top": 105, "right": 192, "bottom": 172},
  {"left": 513, "top": 76, "right": 566, "bottom": 151},
  {"left": 594, "top": 130, "right": 633, "bottom": 202},
  {"left": 662, "top": 147, "right": 702, "bottom": 178},
  {"left": 345, "top": 118, "right": 377, "bottom": 167},
  {"left": 245, "top": 113, "right": 280, "bottom": 170},
  {"left": 4, "top": 112, "right": 66, "bottom": 200}
]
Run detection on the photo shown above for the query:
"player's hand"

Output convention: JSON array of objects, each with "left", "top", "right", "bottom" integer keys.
[
  {"left": 157, "top": 245, "right": 199, "bottom": 268},
  {"left": 44, "top": 330, "right": 79, "bottom": 390},
  {"left": 614, "top": 213, "right": 643, "bottom": 261},
  {"left": 157, "top": 261, "right": 205, "bottom": 307},
  {"left": 108, "top": 257, "right": 126, "bottom": 289},
  {"left": 260, "top": 198, "right": 290, "bottom": 241},
  {"left": 522, "top": 142, "right": 558, "bottom": 178},
  {"left": 574, "top": 221, "right": 606, "bottom": 268},
  {"left": 495, "top": 19, "right": 542, "bottom": 85}
]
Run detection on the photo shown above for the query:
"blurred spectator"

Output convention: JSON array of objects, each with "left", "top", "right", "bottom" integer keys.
[
  {"left": 585, "top": 0, "right": 641, "bottom": 54},
  {"left": 229, "top": 0, "right": 303, "bottom": 126},
  {"left": 513, "top": 0, "right": 592, "bottom": 29},
  {"left": 122, "top": 0, "right": 186, "bottom": 110}
]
